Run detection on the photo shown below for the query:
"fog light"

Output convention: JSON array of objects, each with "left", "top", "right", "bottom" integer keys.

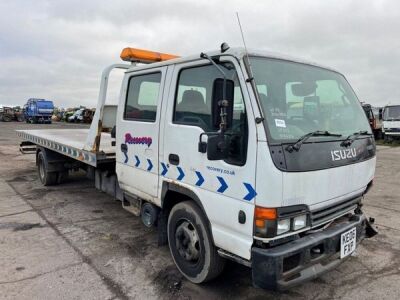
[
  {"left": 277, "top": 219, "right": 290, "bottom": 235},
  {"left": 293, "top": 215, "right": 307, "bottom": 231}
]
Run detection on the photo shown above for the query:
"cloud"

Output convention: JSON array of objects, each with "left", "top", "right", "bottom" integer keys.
[{"left": 0, "top": 0, "right": 399, "bottom": 107}]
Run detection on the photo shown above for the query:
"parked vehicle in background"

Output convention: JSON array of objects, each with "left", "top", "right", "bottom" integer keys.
[
  {"left": 68, "top": 108, "right": 84, "bottom": 122},
  {"left": 0, "top": 106, "right": 13, "bottom": 122},
  {"left": 67, "top": 108, "right": 95, "bottom": 123},
  {"left": 362, "top": 103, "right": 383, "bottom": 139},
  {"left": 382, "top": 105, "right": 400, "bottom": 141},
  {"left": 0, "top": 106, "right": 25, "bottom": 122},
  {"left": 63, "top": 109, "right": 75, "bottom": 122},
  {"left": 24, "top": 98, "right": 54, "bottom": 124}
]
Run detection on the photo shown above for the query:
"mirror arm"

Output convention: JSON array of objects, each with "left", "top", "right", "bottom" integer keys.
[{"left": 200, "top": 52, "right": 228, "bottom": 133}]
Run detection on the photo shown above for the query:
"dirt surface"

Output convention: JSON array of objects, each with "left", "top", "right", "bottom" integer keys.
[{"left": 0, "top": 121, "right": 399, "bottom": 299}]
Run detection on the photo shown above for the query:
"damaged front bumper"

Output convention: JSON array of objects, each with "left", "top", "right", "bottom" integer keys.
[{"left": 251, "top": 212, "right": 377, "bottom": 290}]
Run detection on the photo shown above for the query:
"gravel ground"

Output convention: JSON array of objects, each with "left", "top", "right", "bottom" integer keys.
[{"left": 0, "top": 121, "right": 399, "bottom": 300}]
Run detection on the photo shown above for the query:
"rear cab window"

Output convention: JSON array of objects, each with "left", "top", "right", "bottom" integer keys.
[{"left": 124, "top": 72, "right": 161, "bottom": 122}]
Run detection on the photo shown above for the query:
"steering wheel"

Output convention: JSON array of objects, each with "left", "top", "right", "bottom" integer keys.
[{"left": 179, "top": 116, "right": 209, "bottom": 131}]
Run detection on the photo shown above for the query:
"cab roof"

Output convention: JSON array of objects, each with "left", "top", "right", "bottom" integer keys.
[{"left": 124, "top": 47, "right": 339, "bottom": 74}]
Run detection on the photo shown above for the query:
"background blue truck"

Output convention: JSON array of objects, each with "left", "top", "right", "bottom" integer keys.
[{"left": 24, "top": 98, "right": 54, "bottom": 124}]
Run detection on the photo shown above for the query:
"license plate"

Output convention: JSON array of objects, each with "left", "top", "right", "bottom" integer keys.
[{"left": 340, "top": 227, "right": 357, "bottom": 259}]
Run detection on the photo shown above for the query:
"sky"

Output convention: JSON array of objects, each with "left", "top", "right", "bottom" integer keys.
[{"left": 0, "top": 0, "right": 399, "bottom": 108}]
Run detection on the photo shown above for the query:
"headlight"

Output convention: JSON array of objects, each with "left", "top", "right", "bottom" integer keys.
[
  {"left": 293, "top": 215, "right": 307, "bottom": 231},
  {"left": 254, "top": 205, "right": 309, "bottom": 238},
  {"left": 277, "top": 219, "right": 291, "bottom": 235}
]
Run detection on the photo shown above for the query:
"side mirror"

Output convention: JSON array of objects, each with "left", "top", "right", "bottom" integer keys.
[
  {"left": 211, "top": 78, "right": 234, "bottom": 130},
  {"left": 207, "top": 135, "right": 229, "bottom": 160}
]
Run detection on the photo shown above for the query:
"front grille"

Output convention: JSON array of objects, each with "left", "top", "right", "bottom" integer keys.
[{"left": 311, "top": 196, "right": 361, "bottom": 227}]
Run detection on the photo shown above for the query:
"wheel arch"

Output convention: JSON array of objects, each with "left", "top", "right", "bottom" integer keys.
[{"left": 158, "top": 181, "right": 214, "bottom": 246}]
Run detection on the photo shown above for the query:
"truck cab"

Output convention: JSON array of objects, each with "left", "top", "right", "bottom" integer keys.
[{"left": 112, "top": 47, "right": 376, "bottom": 289}]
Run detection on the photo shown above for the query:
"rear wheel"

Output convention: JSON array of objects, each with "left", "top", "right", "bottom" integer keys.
[
  {"left": 37, "top": 151, "right": 58, "bottom": 186},
  {"left": 167, "top": 201, "right": 225, "bottom": 284}
]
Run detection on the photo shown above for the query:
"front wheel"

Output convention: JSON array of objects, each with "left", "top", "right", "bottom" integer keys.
[{"left": 167, "top": 201, "right": 225, "bottom": 283}]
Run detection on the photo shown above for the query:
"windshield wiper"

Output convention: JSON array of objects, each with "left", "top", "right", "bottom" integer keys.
[
  {"left": 340, "top": 130, "right": 372, "bottom": 147},
  {"left": 286, "top": 130, "right": 342, "bottom": 152}
]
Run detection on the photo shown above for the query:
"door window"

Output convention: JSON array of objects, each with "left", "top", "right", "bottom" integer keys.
[{"left": 124, "top": 72, "right": 161, "bottom": 122}]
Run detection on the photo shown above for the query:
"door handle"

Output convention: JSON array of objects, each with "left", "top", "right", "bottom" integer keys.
[
  {"left": 169, "top": 154, "right": 180, "bottom": 165},
  {"left": 120, "top": 143, "right": 128, "bottom": 152}
]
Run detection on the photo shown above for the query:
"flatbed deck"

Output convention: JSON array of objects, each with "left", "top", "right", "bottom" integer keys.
[{"left": 17, "top": 129, "right": 115, "bottom": 166}]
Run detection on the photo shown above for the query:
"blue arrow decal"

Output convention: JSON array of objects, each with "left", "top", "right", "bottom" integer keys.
[
  {"left": 123, "top": 152, "right": 128, "bottom": 164},
  {"left": 243, "top": 183, "right": 257, "bottom": 201},
  {"left": 147, "top": 159, "right": 153, "bottom": 171},
  {"left": 195, "top": 171, "right": 204, "bottom": 186},
  {"left": 217, "top": 176, "right": 228, "bottom": 193},
  {"left": 161, "top": 162, "right": 168, "bottom": 176},
  {"left": 177, "top": 167, "right": 185, "bottom": 181},
  {"left": 134, "top": 155, "right": 140, "bottom": 167}
]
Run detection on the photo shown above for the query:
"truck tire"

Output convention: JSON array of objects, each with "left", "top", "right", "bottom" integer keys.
[
  {"left": 37, "top": 151, "right": 58, "bottom": 186},
  {"left": 2, "top": 114, "right": 12, "bottom": 122},
  {"left": 167, "top": 201, "right": 225, "bottom": 283}
]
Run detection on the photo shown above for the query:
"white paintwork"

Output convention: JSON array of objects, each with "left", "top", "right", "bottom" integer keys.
[
  {"left": 160, "top": 57, "right": 258, "bottom": 259},
  {"left": 19, "top": 47, "right": 376, "bottom": 261},
  {"left": 382, "top": 120, "right": 400, "bottom": 135},
  {"left": 281, "top": 157, "right": 375, "bottom": 210},
  {"left": 116, "top": 66, "right": 168, "bottom": 204}
]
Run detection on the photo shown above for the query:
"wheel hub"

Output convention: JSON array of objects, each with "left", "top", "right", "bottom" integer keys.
[{"left": 175, "top": 220, "right": 200, "bottom": 262}]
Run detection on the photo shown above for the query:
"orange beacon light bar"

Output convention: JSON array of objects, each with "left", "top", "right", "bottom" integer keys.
[{"left": 120, "top": 47, "right": 179, "bottom": 63}]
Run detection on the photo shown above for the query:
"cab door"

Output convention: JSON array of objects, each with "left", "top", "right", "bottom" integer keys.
[
  {"left": 116, "top": 67, "right": 167, "bottom": 203},
  {"left": 159, "top": 58, "right": 257, "bottom": 259}
]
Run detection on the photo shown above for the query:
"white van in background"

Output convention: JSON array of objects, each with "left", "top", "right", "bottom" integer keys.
[{"left": 382, "top": 105, "right": 400, "bottom": 141}]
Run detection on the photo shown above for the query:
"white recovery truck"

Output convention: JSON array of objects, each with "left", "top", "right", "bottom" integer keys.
[{"left": 18, "top": 45, "right": 377, "bottom": 290}]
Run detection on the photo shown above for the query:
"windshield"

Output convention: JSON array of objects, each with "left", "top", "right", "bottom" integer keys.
[
  {"left": 250, "top": 57, "right": 371, "bottom": 143},
  {"left": 383, "top": 106, "right": 400, "bottom": 121}
]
